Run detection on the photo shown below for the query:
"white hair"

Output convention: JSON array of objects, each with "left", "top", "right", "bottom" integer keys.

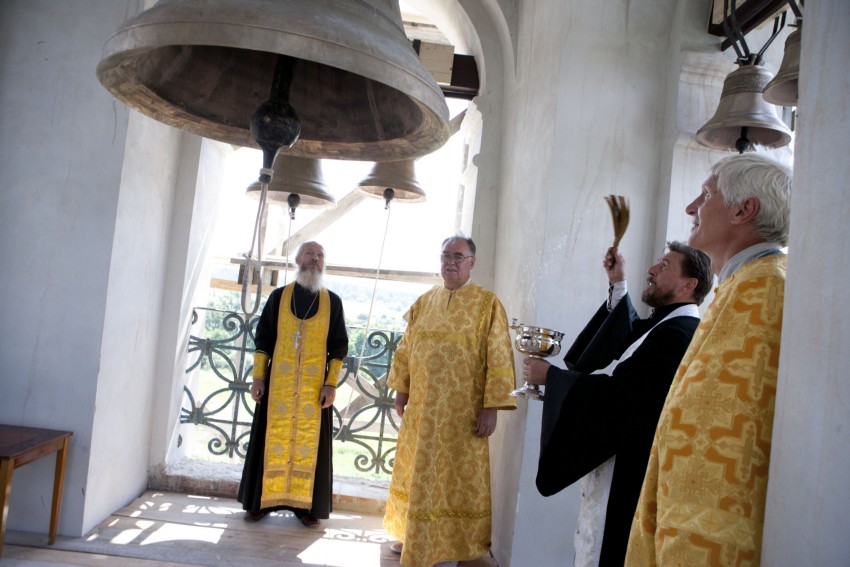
[{"left": 709, "top": 150, "right": 793, "bottom": 246}]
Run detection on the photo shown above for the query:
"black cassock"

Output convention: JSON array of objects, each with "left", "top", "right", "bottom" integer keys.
[
  {"left": 536, "top": 295, "right": 698, "bottom": 566},
  {"left": 238, "top": 282, "right": 348, "bottom": 519}
]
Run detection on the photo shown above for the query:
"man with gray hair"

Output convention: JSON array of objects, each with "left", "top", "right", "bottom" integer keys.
[
  {"left": 384, "top": 234, "right": 517, "bottom": 567},
  {"left": 627, "top": 152, "right": 792, "bottom": 566},
  {"left": 239, "top": 241, "right": 348, "bottom": 528}
]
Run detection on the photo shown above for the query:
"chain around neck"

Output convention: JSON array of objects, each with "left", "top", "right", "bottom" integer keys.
[{"left": 293, "top": 284, "right": 319, "bottom": 320}]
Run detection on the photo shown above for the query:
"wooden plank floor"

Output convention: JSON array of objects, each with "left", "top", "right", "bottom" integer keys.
[{"left": 1, "top": 491, "right": 497, "bottom": 567}]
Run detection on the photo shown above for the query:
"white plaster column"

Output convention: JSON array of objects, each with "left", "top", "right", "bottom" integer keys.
[
  {"left": 86, "top": 111, "right": 184, "bottom": 530},
  {"left": 660, "top": 49, "right": 730, "bottom": 245},
  {"left": 762, "top": 0, "right": 850, "bottom": 564},
  {"left": 458, "top": 100, "right": 484, "bottom": 240},
  {"left": 437, "top": 3, "right": 523, "bottom": 563},
  {"left": 149, "top": 137, "right": 230, "bottom": 472}
]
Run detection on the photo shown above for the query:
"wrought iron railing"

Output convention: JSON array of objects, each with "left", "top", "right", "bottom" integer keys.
[
  {"left": 181, "top": 307, "right": 402, "bottom": 479},
  {"left": 333, "top": 329, "right": 403, "bottom": 476}
]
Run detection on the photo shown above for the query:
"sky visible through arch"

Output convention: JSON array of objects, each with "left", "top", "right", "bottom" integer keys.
[{"left": 207, "top": 98, "right": 470, "bottom": 328}]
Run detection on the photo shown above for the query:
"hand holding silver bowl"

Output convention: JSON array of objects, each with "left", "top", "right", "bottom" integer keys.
[{"left": 510, "top": 319, "right": 565, "bottom": 400}]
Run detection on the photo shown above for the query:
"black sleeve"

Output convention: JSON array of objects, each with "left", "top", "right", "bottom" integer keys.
[
  {"left": 536, "top": 366, "right": 630, "bottom": 496},
  {"left": 539, "top": 366, "right": 580, "bottom": 459},
  {"left": 535, "top": 317, "right": 698, "bottom": 497},
  {"left": 326, "top": 291, "right": 349, "bottom": 361},
  {"left": 565, "top": 297, "right": 639, "bottom": 372}
]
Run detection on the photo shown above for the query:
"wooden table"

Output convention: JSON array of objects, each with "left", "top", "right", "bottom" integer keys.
[{"left": 0, "top": 424, "right": 72, "bottom": 558}]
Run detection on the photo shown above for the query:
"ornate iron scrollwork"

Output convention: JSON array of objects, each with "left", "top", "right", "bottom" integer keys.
[{"left": 182, "top": 307, "right": 402, "bottom": 478}]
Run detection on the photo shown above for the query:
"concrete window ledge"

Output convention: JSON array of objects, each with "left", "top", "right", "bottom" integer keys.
[{"left": 148, "top": 459, "right": 388, "bottom": 516}]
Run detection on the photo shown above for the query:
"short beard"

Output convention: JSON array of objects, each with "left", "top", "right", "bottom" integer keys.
[
  {"left": 642, "top": 286, "right": 675, "bottom": 309},
  {"left": 296, "top": 267, "right": 324, "bottom": 293}
]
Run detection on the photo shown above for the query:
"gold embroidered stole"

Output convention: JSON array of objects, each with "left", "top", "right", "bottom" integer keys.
[{"left": 261, "top": 283, "right": 330, "bottom": 509}]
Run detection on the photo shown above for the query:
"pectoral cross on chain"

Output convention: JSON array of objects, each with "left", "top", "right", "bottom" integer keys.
[{"left": 293, "top": 326, "right": 302, "bottom": 350}]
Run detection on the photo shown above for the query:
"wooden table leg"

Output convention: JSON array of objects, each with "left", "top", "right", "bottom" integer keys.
[
  {"left": 48, "top": 438, "right": 69, "bottom": 545},
  {"left": 0, "top": 457, "right": 15, "bottom": 558}
]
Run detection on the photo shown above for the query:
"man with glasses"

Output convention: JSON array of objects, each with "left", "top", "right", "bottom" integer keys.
[{"left": 384, "top": 235, "right": 517, "bottom": 567}]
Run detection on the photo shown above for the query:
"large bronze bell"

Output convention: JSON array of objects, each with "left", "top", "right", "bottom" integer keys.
[
  {"left": 696, "top": 62, "right": 791, "bottom": 152},
  {"left": 763, "top": 26, "right": 801, "bottom": 107},
  {"left": 357, "top": 159, "right": 425, "bottom": 204},
  {"left": 96, "top": 0, "right": 450, "bottom": 162},
  {"left": 245, "top": 153, "right": 335, "bottom": 208}
]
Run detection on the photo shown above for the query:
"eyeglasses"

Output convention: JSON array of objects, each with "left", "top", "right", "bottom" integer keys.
[{"left": 440, "top": 253, "right": 474, "bottom": 263}]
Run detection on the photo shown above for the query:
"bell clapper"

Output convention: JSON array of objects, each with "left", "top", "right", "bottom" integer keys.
[
  {"left": 287, "top": 193, "right": 301, "bottom": 221},
  {"left": 383, "top": 187, "right": 395, "bottom": 210}
]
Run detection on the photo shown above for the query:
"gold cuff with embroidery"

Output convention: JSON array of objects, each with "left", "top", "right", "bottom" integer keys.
[
  {"left": 252, "top": 351, "right": 269, "bottom": 380},
  {"left": 325, "top": 358, "right": 343, "bottom": 387}
]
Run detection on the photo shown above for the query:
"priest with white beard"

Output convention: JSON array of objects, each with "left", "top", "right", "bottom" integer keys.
[{"left": 238, "top": 241, "right": 348, "bottom": 528}]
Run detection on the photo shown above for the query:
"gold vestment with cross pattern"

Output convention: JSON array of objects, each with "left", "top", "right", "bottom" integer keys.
[
  {"left": 261, "top": 283, "right": 331, "bottom": 509},
  {"left": 384, "top": 282, "right": 517, "bottom": 567},
  {"left": 627, "top": 254, "right": 786, "bottom": 566}
]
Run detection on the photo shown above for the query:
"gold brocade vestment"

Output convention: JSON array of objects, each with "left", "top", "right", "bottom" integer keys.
[
  {"left": 384, "top": 282, "right": 517, "bottom": 567},
  {"left": 626, "top": 254, "right": 786, "bottom": 566},
  {"left": 261, "top": 284, "right": 331, "bottom": 510}
]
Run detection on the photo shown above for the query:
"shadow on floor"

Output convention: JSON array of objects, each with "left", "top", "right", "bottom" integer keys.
[{"left": 2, "top": 491, "right": 497, "bottom": 567}]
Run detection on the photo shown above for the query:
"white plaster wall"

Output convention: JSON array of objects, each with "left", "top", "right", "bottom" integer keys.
[
  {"left": 0, "top": 0, "right": 222, "bottom": 536},
  {"left": 657, "top": 0, "right": 720, "bottom": 247},
  {"left": 493, "top": 2, "right": 570, "bottom": 563},
  {"left": 455, "top": 0, "right": 508, "bottom": 289},
  {"left": 484, "top": 2, "right": 800, "bottom": 562},
  {"left": 489, "top": 1, "right": 681, "bottom": 564},
  {"left": 762, "top": 0, "right": 850, "bottom": 564},
  {"left": 88, "top": 32, "right": 230, "bottom": 534},
  {"left": 0, "top": 0, "right": 143, "bottom": 536},
  {"left": 5, "top": 1, "right": 845, "bottom": 562},
  {"left": 85, "top": 111, "right": 184, "bottom": 531},
  {"left": 149, "top": 134, "right": 205, "bottom": 468}
]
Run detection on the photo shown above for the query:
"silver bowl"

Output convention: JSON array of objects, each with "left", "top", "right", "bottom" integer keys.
[
  {"left": 511, "top": 324, "right": 565, "bottom": 359},
  {"left": 509, "top": 320, "right": 565, "bottom": 400}
]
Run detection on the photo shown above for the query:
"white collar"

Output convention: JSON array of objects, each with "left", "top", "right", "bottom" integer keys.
[{"left": 718, "top": 242, "right": 784, "bottom": 283}]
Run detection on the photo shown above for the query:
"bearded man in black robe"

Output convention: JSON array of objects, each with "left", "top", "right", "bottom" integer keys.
[
  {"left": 238, "top": 241, "right": 348, "bottom": 527},
  {"left": 522, "top": 242, "right": 712, "bottom": 566}
]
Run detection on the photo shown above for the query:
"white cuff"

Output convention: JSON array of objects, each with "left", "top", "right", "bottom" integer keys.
[{"left": 607, "top": 280, "right": 627, "bottom": 311}]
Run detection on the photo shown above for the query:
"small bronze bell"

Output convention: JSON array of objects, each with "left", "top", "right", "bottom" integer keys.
[
  {"left": 696, "top": 62, "right": 792, "bottom": 152},
  {"left": 357, "top": 160, "right": 425, "bottom": 205},
  {"left": 246, "top": 153, "right": 336, "bottom": 209},
  {"left": 763, "top": 25, "right": 801, "bottom": 107}
]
